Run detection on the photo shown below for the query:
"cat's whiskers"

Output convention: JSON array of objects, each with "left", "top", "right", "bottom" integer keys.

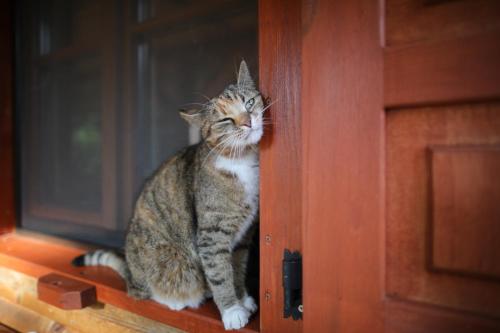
[
  {"left": 231, "top": 130, "right": 247, "bottom": 161},
  {"left": 181, "top": 102, "right": 211, "bottom": 108},
  {"left": 202, "top": 132, "right": 238, "bottom": 166},
  {"left": 193, "top": 92, "right": 212, "bottom": 102},
  {"left": 228, "top": 129, "right": 246, "bottom": 161},
  {"left": 261, "top": 99, "right": 277, "bottom": 114}
]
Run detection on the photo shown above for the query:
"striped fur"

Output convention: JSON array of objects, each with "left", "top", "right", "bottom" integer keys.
[
  {"left": 72, "top": 61, "right": 264, "bottom": 330},
  {"left": 72, "top": 250, "right": 128, "bottom": 279}
]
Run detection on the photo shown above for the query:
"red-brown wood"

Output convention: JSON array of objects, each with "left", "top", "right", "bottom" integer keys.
[
  {"left": 0, "top": 233, "right": 259, "bottom": 333},
  {"left": 386, "top": 104, "right": 500, "bottom": 322},
  {"left": 38, "top": 273, "right": 97, "bottom": 310},
  {"left": 386, "top": 0, "right": 500, "bottom": 46},
  {"left": 386, "top": 299, "right": 500, "bottom": 333},
  {"left": 301, "top": 0, "right": 384, "bottom": 332},
  {"left": 384, "top": 32, "right": 500, "bottom": 108},
  {"left": 384, "top": 0, "right": 500, "bottom": 331},
  {"left": 259, "top": 0, "right": 303, "bottom": 332},
  {"left": 431, "top": 145, "right": 500, "bottom": 279},
  {"left": 0, "top": 0, "right": 15, "bottom": 235}
]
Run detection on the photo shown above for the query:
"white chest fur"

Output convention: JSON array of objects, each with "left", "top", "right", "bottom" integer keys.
[
  {"left": 215, "top": 153, "right": 259, "bottom": 248},
  {"left": 215, "top": 153, "right": 259, "bottom": 204}
]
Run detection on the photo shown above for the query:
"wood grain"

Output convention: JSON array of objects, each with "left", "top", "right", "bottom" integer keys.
[
  {"left": 0, "top": 266, "right": 183, "bottom": 333},
  {"left": 302, "top": 0, "right": 384, "bottom": 332},
  {"left": 385, "top": 0, "right": 500, "bottom": 331},
  {"left": 386, "top": 298, "right": 500, "bottom": 333},
  {"left": 0, "top": 233, "right": 259, "bottom": 333},
  {"left": 386, "top": 0, "right": 500, "bottom": 46},
  {"left": 386, "top": 103, "right": 500, "bottom": 320},
  {"left": 430, "top": 145, "right": 500, "bottom": 279},
  {"left": 0, "top": 0, "right": 15, "bottom": 235},
  {"left": 384, "top": 32, "right": 500, "bottom": 108},
  {"left": 259, "top": 0, "right": 302, "bottom": 332},
  {"left": 0, "top": 297, "right": 74, "bottom": 333},
  {"left": 38, "top": 273, "right": 97, "bottom": 310}
]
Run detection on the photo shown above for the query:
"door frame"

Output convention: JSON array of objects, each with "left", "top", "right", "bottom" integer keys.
[{"left": 301, "top": 1, "right": 384, "bottom": 332}]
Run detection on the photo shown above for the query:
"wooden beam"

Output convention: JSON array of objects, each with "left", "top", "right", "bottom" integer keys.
[{"left": 259, "top": 0, "right": 303, "bottom": 332}]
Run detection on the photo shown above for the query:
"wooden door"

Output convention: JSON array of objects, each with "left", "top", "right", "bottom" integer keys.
[
  {"left": 298, "top": 0, "right": 500, "bottom": 332},
  {"left": 384, "top": 1, "right": 500, "bottom": 331}
]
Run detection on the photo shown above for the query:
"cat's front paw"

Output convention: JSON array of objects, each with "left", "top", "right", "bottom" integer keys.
[
  {"left": 222, "top": 304, "right": 250, "bottom": 330},
  {"left": 242, "top": 295, "right": 258, "bottom": 314}
]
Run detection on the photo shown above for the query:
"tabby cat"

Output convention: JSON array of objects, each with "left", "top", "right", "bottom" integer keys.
[{"left": 72, "top": 60, "right": 264, "bottom": 330}]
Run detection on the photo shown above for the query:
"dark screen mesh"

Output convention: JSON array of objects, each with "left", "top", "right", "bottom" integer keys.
[{"left": 17, "top": 0, "right": 258, "bottom": 247}]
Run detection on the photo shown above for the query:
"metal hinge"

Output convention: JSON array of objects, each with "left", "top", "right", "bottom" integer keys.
[{"left": 283, "top": 249, "right": 302, "bottom": 320}]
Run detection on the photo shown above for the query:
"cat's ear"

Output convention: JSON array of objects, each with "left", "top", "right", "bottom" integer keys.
[
  {"left": 179, "top": 109, "right": 204, "bottom": 126},
  {"left": 237, "top": 60, "right": 255, "bottom": 89}
]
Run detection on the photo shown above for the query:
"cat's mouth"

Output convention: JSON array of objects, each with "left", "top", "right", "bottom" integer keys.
[{"left": 243, "top": 126, "right": 263, "bottom": 144}]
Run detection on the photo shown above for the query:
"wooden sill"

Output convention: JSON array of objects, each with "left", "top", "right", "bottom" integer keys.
[{"left": 0, "top": 232, "right": 259, "bottom": 333}]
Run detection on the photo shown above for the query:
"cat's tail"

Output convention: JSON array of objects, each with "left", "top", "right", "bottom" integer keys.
[{"left": 72, "top": 250, "right": 129, "bottom": 280}]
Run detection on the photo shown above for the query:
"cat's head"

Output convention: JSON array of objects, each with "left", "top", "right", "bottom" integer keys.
[{"left": 180, "top": 60, "right": 265, "bottom": 153}]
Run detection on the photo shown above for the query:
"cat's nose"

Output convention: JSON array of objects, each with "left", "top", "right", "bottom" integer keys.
[{"left": 238, "top": 114, "right": 252, "bottom": 128}]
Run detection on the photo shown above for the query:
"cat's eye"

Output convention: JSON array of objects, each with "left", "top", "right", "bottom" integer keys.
[
  {"left": 245, "top": 98, "right": 255, "bottom": 111},
  {"left": 218, "top": 117, "right": 235, "bottom": 124}
]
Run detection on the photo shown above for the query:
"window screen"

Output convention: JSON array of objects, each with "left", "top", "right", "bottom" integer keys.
[{"left": 16, "top": 0, "right": 258, "bottom": 247}]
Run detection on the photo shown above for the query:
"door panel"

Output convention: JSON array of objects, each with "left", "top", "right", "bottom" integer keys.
[
  {"left": 386, "top": 0, "right": 500, "bottom": 46},
  {"left": 384, "top": 0, "right": 500, "bottom": 331},
  {"left": 386, "top": 103, "right": 500, "bottom": 318},
  {"left": 384, "top": 31, "right": 500, "bottom": 108}
]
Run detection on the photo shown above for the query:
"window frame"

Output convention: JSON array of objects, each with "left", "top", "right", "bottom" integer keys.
[{"left": 0, "top": 0, "right": 303, "bottom": 332}]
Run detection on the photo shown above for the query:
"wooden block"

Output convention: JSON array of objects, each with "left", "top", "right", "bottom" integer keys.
[{"left": 37, "top": 273, "right": 96, "bottom": 310}]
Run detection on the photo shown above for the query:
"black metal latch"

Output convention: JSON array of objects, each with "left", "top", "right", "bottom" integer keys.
[{"left": 283, "top": 249, "right": 302, "bottom": 320}]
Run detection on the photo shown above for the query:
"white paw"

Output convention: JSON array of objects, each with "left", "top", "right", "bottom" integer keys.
[
  {"left": 222, "top": 304, "right": 250, "bottom": 330},
  {"left": 242, "top": 295, "right": 258, "bottom": 314}
]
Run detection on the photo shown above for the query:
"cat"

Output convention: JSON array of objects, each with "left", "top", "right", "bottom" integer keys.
[{"left": 72, "top": 60, "right": 264, "bottom": 330}]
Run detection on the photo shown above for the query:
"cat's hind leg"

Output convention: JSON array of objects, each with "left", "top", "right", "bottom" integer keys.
[
  {"left": 146, "top": 244, "right": 207, "bottom": 311},
  {"left": 126, "top": 278, "right": 150, "bottom": 300}
]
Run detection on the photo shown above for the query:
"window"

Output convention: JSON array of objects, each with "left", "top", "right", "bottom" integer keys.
[
  {"left": 16, "top": 0, "right": 258, "bottom": 247},
  {"left": 3, "top": 1, "right": 303, "bottom": 331}
]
